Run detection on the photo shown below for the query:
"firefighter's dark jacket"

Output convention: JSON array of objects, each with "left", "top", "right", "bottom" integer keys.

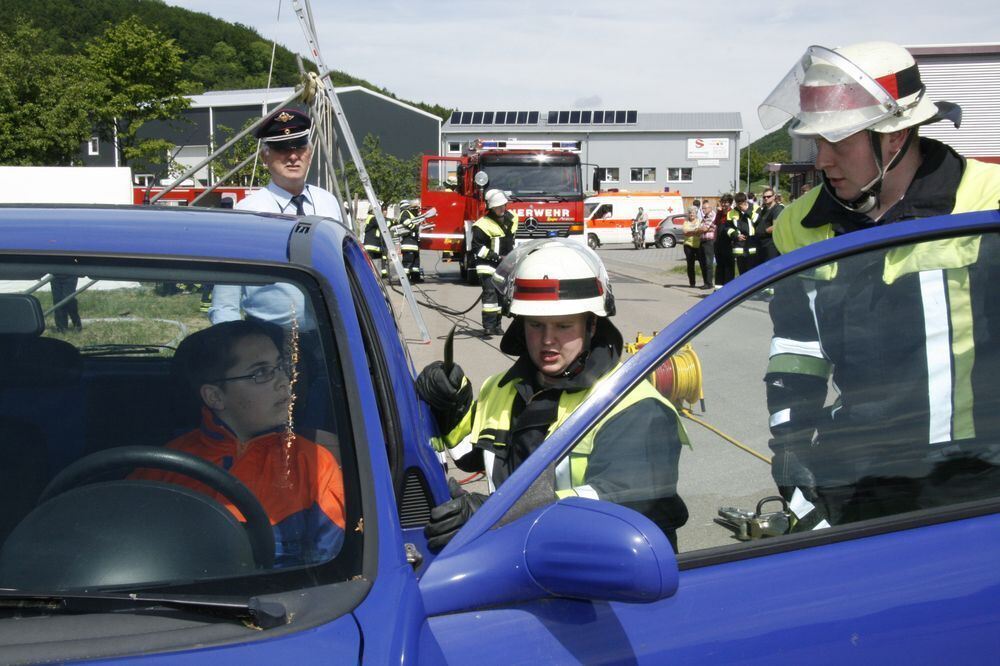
[
  {"left": 767, "top": 138, "right": 1000, "bottom": 490},
  {"left": 471, "top": 210, "right": 518, "bottom": 272},
  {"left": 434, "top": 317, "right": 690, "bottom": 536}
]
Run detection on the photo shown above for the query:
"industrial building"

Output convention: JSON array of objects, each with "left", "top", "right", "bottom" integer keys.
[
  {"left": 442, "top": 110, "right": 743, "bottom": 200},
  {"left": 79, "top": 86, "right": 442, "bottom": 187}
]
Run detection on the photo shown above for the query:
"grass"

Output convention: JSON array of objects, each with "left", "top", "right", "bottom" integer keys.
[{"left": 45, "top": 284, "right": 210, "bottom": 352}]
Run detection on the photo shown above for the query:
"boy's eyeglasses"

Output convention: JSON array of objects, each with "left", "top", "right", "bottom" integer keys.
[{"left": 212, "top": 359, "right": 292, "bottom": 385}]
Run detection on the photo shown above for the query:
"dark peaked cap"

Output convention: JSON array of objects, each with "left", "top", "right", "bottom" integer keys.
[{"left": 254, "top": 107, "right": 312, "bottom": 148}]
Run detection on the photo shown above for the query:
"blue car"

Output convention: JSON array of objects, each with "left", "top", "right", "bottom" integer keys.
[{"left": 0, "top": 205, "right": 997, "bottom": 664}]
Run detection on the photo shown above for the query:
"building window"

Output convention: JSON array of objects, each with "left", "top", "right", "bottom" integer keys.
[
  {"left": 597, "top": 167, "right": 620, "bottom": 183},
  {"left": 630, "top": 167, "right": 656, "bottom": 183},
  {"left": 87, "top": 136, "right": 100, "bottom": 156},
  {"left": 667, "top": 167, "right": 693, "bottom": 182},
  {"left": 447, "top": 142, "right": 462, "bottom": 154}
]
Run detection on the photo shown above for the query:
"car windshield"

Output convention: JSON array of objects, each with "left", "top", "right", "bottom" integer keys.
[{"left": 0, "top": 261, "right": 361, "bottom": 595}]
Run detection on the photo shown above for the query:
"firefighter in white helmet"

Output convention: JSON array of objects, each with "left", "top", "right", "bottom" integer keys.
[
  {"left": 416, "top": 239, "right": 690, "bottom": 551},
  {"left": 471, "top": 189, "right": 518, "bottom": 336},
  {"left": 393, "top": 199, "right": 423, "bottom": 283},
  {"left": 758, "top": 42, "right": 1000, "bottom": 530}
]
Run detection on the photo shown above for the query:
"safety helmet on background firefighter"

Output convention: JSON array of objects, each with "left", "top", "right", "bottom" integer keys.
[
  {"left": 758, "top": 41, "right": 960, "bottom": 143},
  {"left": 493, "top": 239, "right": 615, "bottom": 318},
  {"left": 399, "top": 199, "right": 419, "bottom": 210},
  {"left": 758, "top": 41, "right": 961, "bottom": 213},
  {"left": 485, "top": 189, "right": 509, "bottom": 209}
]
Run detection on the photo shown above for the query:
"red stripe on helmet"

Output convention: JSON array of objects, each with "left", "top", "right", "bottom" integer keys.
[
  {"left": 513, "top": 278, "right": 560, "bottom": 300},
  {"left": 799, "top": 65, "right": 921, "bottom": 112}
]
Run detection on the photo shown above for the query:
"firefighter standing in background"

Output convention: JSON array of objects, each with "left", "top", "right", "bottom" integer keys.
[
  {"left": 415, "top": 240, "right": 689, "bottom": 551},
  {"left": 394, "top": 199, "right": 423, "bottom": 283},
  {"left": 472, "top": 189, "right": 518, "bottom": 337},
  {"left": 725, "top": 192, "right": 759, "bottom": 276},
  {"left": 759, "top": 41, "right": 1000, "bottom": 530},
  {"left": 363, "top": 200, "right": 389, "bottom": 280}
]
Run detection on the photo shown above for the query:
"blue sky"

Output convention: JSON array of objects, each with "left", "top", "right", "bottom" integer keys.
[{"left": 166, "top": 0, "right": 999, "bottom": 142}]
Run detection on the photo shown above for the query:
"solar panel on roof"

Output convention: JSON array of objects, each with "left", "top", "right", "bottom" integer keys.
[
  {"left": 626, "top": 110, "right": 638, "bottom": 124},
  {"left": 528, "top": 111, "right": 539, "bottom": 124},
  {"left": 483, "top": 111, "right": 494, "bottom": 124},
  {"left": 472, "top": 111, "right": 483, "bottom": 124}
]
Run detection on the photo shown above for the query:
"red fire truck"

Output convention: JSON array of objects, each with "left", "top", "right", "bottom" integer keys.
[
  {"left": 419, "top": 139, "right": 589, "bottom": 282},
  {"left": 132, "top": 185, "right": 254, "bottom": 208}
]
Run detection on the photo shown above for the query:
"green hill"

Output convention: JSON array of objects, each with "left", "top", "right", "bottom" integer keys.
[{"left": 2, "top": 0, "right": 452, "bottom": 120}]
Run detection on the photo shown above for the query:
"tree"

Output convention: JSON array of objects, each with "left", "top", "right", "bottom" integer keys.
[
  {"left": 85, "top": 16, "right": 190, "bottom": 166},
  {"left": 343, "top": 134, "right": 422, "bottom": 207},
  {"left": 0, "top": 19, "right": 103, "bottom": 165},
  {"left": 210, "top": 121, "right": 271, "bottom": 187}
]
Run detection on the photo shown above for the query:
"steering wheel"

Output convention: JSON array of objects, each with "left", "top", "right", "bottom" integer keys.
[{"left": 40, "top": 446, "right": 275, "bottom": 569}]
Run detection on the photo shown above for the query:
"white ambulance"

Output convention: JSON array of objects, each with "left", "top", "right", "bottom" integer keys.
[{"left": 583, "top": 191, "right": 686, "bottom": 248}]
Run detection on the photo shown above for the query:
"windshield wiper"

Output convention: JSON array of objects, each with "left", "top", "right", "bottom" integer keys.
[
  {"left": 80, "top": 343, "right": 172, "bottom": 357},
  {"left": 0, "top": 591, "right": 288, "bottom": 630}
]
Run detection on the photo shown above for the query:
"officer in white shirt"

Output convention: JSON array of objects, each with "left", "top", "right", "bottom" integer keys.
[{"left": 210, "top": 107, "right": 341, "bottom": 327}]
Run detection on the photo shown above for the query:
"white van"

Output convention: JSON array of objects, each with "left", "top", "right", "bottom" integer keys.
[{"left": 583, "top": 191, "right": 686, "bottom": 248}]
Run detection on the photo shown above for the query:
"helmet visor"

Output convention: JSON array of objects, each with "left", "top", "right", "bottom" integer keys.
[{"left": 758, "top": 46, "right": 899, "bottom": 143}]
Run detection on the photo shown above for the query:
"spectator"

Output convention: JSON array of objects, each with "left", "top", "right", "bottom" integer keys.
[
  {"left": 51, "top": 275, "right": 82, "bottom": 333},
  {"left": 754, "top": 187, "right": 784, "bottom": 263},
  {"left": 682, "top": 207, "right": 707, "bottom": 288},
  {"left": 699, "top": 200, "right": 716, "bottom": 289}
]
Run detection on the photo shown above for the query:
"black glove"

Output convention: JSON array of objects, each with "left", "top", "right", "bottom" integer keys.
[
  {"left": 425, "top": 478, "right": 487, "bottom": 551},
  {"left": 416, "top": 361, "right": 472, "bottom": 432}
]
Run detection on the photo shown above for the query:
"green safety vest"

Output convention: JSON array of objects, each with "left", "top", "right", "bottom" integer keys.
[{"left": 442, "top": 365, "right": 689, "bottom": 498}]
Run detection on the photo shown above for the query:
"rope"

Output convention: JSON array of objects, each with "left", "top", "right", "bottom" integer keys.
[
  {"left": 680, "top": 408, "right": 773, "bottom": 465},
  {"left": 249, "top": 0, "right": 284, "bottom": 189}
]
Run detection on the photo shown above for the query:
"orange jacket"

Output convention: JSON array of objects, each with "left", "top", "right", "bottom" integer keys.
[{"left": 134, "top": 408, "right": 346, "bottom": 567}]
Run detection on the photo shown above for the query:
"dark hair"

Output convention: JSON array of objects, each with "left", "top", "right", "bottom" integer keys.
[
  {"left": 174, "top": 320, "right": 285, "bottom": 401},
  {"left": 720, "top": 193, "right": 734, "bottom": 205},
  {"left": 692, "top": 199, "right": 701, "bottom": 207},
  {"left": 735, "top": 192, "right": 748, "bottom": 204}
]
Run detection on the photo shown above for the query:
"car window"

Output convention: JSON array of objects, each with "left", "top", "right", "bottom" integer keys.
[
  {"left": 0, "top": 261, "right": 361, "bottom": 593},
  {"left": 518, "top": 229, "right": 1000, "bottom": 556}
]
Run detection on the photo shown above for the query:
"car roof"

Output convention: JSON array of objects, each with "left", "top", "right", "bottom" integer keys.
[{"left": 0, "top": 204, "right": 349, "bottom": 264}]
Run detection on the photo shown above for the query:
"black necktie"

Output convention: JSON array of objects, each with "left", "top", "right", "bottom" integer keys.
[{"left": 290, "top": 194, "right": 306, "bottom": 216}]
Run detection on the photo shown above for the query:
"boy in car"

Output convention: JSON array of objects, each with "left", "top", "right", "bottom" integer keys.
[{"left": 135, "top": 320, "right": 346, "bottom": 567}]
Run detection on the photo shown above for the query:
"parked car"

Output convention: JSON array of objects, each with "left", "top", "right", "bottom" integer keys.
[
  {"left": 654, "top": 213, "right": 686, "bottom": 248},
  {"left": 0, "top": 205, "right": 997, "bottom": 664}
]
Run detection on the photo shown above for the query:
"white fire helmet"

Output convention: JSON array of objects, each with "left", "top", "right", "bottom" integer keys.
[
  {"left": 485, "top": 189, "right": 509, "bottom": 209},
  {"left": 758, "top": 42, "right": 956, "bottom": 143},
  {"left": 493, "top": 239, "right": 614, "bottom": 318}
]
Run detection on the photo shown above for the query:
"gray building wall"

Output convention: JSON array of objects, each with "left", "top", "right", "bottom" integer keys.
[{"left": 443, "top": 112, "right": 741, "bottom": 199}]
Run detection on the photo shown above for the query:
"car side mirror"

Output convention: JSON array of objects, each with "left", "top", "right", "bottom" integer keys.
[
  {"left": 592, "top": 170, "right": 601, "bottom": 192},
  {"left": 419, "top": 497, "right": 678, "bottom": 616}
]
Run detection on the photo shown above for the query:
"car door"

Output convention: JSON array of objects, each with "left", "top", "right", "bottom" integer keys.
[{"left": 418, "top": 210, "right": 1000, "bottom": 663}]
